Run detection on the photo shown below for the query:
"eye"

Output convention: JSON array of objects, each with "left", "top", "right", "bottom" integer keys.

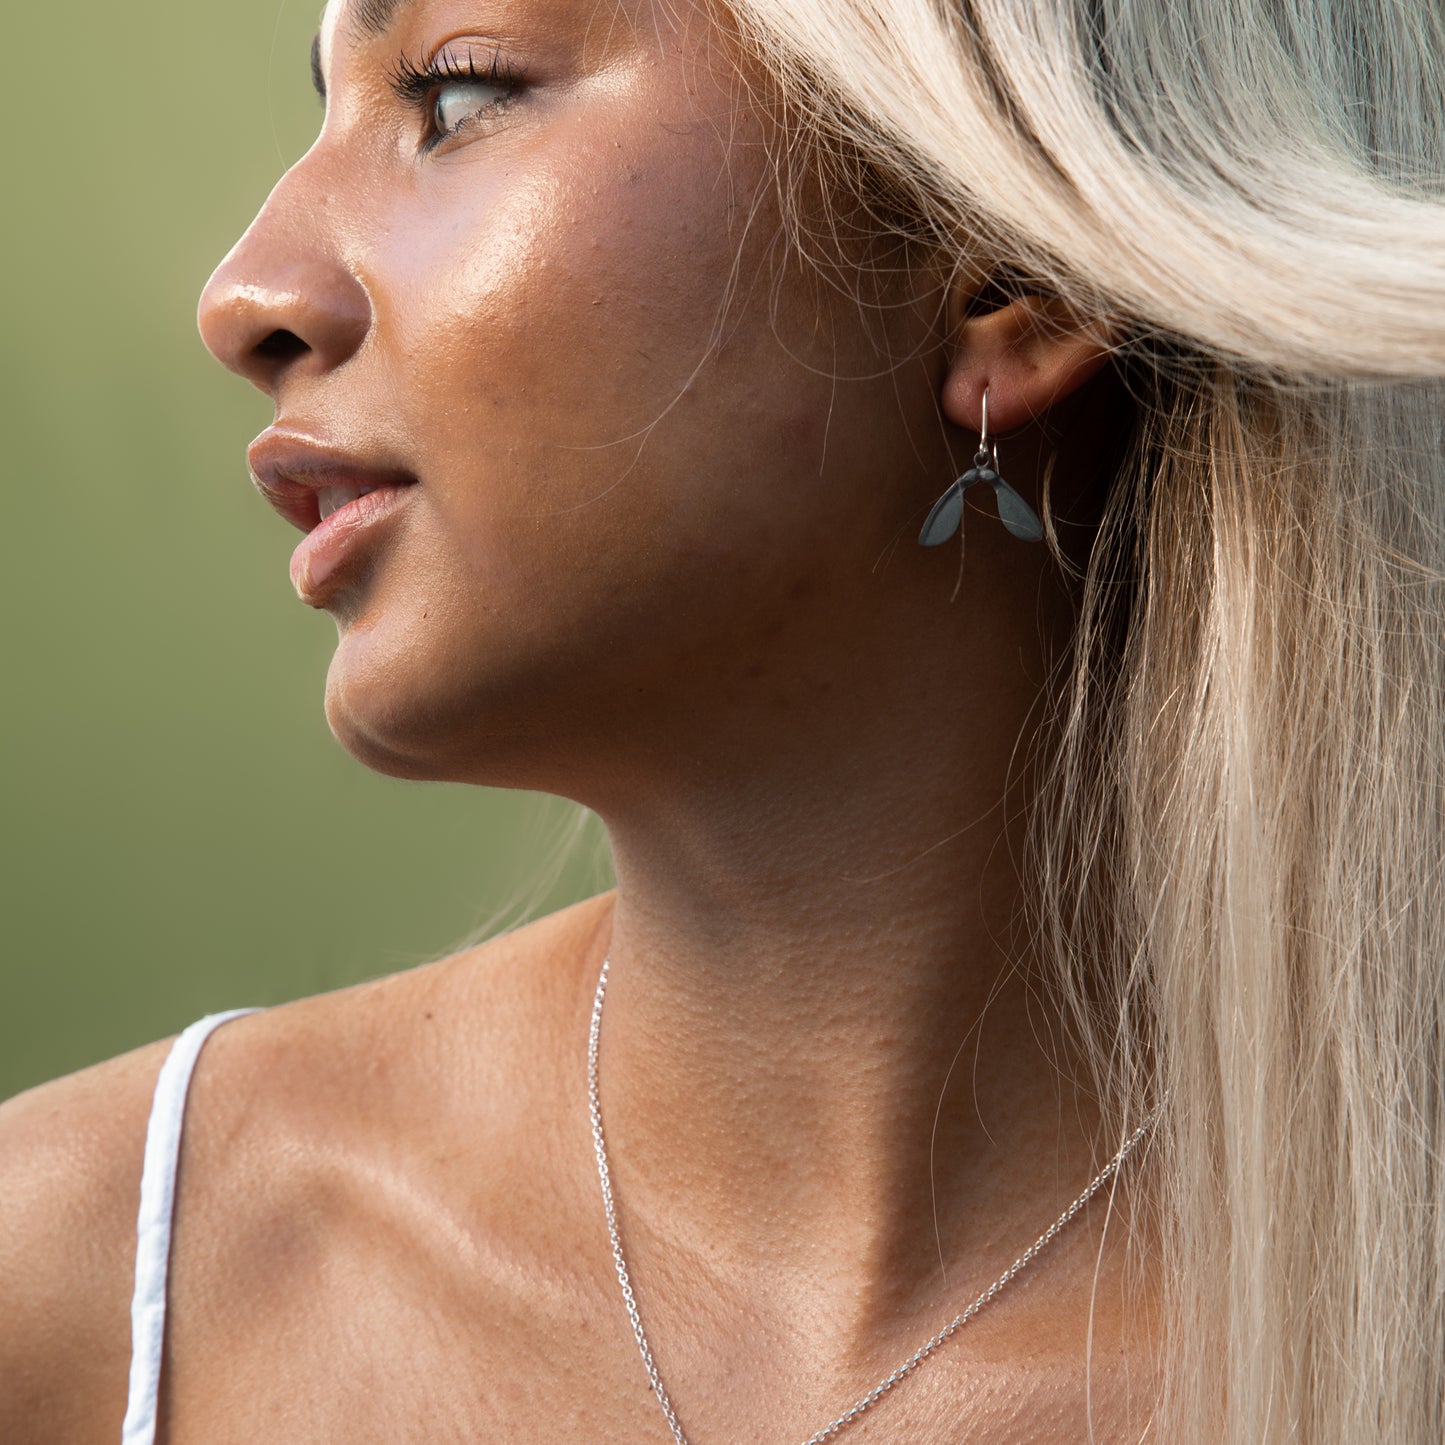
[
  {"left": 433, "top": 78, "right": 511, "bottom": 139},
  {"left": 386, "top": 46, "right": 522, "bottom": 152}
]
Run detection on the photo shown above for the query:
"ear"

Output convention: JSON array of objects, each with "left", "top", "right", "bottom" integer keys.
[{"left": 940, "top": 292, "right": 1117, "bottom": 436}]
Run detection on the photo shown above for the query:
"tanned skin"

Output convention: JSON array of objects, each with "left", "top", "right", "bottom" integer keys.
[{"left": 0, "top": 0, "right": 1155, "bottom": 1439}]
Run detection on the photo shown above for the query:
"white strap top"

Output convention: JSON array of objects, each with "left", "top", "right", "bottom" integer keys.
[{"left": 121, "top": 1010, "right": 260, "bottom": 1445}]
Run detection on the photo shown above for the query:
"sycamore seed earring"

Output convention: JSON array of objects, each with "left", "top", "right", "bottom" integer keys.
[{"left": 919, "top": 388, "right": 1044, "bottom": 545}]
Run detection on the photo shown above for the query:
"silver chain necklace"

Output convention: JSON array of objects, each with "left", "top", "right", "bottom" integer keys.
[{"left": 587, "top": 955, "right": 1162, "bottom": 1445}]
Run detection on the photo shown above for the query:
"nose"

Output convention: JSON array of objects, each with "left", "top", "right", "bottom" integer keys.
[{"left": 197, "top": 179, "right": 371, "bottom": 397}]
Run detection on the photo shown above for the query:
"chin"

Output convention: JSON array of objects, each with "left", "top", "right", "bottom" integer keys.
[
  {"left": 323, "top": 674, "right": 453, "bottom": 782},
  {"left": 317, "top": 618, "right": 465, "bottom": 782},
  {"left": 318, "top": 616, "right": 579, "bottom": 791}
]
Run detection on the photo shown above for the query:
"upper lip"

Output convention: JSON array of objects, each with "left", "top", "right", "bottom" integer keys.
[{"left": 247, "top": 428, "right": 418, "bottom": 533}]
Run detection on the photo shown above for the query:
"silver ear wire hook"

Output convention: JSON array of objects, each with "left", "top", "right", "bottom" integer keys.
[{"left": 918, "top": 384, "right": 1044, "bottom": 546}]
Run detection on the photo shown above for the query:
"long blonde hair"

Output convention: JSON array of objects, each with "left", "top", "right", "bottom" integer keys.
[{"left": 719, "top": 1, "right": 1445, "bottom": 1438}]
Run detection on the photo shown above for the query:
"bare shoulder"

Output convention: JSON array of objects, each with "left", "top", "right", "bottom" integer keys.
[
  {"left": 153, "top": 891, "right": 616, "bottom": 1438},
  {"left": 0, "top": 1034, "right": 174, "bottom": 1444},
  {"left": 0, "top": 891, "right": 615, "bottom": 1445},
  {"left": 176, "top": 887, "right": 614, "bottom": 1135}
]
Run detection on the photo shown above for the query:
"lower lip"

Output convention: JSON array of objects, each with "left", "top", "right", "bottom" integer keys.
[{"left": 289, "top": 485, "right": 415, "bottom": 603}]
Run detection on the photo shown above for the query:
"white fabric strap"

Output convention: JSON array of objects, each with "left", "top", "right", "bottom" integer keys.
[{"left": 121, "top": 1009, "right": 261, "bottom": 1445}]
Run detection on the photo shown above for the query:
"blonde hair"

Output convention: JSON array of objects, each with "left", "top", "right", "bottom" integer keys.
[{"left": 718, "top": 1, "right": 1445, "bottom": 1439}]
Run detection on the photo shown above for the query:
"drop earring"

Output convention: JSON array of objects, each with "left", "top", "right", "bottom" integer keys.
[{"left": 919, "top": 388, "right": 1043, "bottom": 545}]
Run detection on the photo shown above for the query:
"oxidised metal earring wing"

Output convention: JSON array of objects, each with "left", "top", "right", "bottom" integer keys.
[{"left": 919, "top": 447, "right": 1043, "bottom": 546}]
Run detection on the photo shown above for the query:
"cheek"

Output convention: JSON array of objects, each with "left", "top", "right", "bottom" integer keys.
[
  {"left": 383, "top": 139, "right": 774, "bottom": 440},
  {"left": 320, "top": 102, "right": 923, "bottom": 775},
  {"left": 372, "top": 120, "right": 830, "bottom": 567}
]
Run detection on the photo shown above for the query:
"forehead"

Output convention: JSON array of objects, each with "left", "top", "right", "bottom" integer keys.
[
  {"left": 318, "top": 0, "right": 408, "bottom": 47},
  {"left": 315, "top": 0, "right": 517, "bottom": 89},
  {"left": 316, "top": 0, "right": 384, "bottom": 63},
  {"left": 316, "top": 0, "right": 665, "bottom": 61}
]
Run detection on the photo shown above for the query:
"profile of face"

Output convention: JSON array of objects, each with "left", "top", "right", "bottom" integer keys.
[{"left": 198, "top": 0, "right": 1004, "bottom": 801}]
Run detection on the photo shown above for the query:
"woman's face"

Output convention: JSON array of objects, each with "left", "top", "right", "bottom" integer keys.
[{"left": 199, "top": 0, "right": 955, "bottom": 793}]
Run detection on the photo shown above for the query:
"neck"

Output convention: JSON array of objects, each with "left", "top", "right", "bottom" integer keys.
[
  {"left": 594, "top": 820, "right": 1102, "bottom": 1310},
  {"left": 573, "top": 553, "right": 1124, "bottom": 1346}
]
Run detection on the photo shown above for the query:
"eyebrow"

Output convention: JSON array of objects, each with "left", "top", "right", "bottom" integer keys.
[
  {"left": 351, "top": 0, "right": 417, "bottom": 40},
  {"left": 310, "top": 0, "right": 418, "bottom": 101}
]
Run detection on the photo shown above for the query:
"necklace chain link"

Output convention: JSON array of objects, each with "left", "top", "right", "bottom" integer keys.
[{"left": 587, "top": 955, "right": 1162, "bottom": 1445}]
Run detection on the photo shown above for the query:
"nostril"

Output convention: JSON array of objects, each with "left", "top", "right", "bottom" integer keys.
[
  {"left": 196, "top": 245, "right": 370, "bottom": 390},
  {"left": 255, "top": 329, "right": 309, "bottom": 362}
]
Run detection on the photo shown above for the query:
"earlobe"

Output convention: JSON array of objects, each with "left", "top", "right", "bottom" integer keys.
[{"left": 940, "top": 293, "right": 1117, "bottom": 436}]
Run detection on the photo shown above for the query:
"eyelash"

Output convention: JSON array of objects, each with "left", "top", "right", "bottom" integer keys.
[{"left": 385, "top": 48, "right": 521, "bottom": 152}]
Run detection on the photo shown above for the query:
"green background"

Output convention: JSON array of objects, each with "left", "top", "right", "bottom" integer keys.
[{"left": 0, "top": 1, "right": 609, "bottom": 1100}]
